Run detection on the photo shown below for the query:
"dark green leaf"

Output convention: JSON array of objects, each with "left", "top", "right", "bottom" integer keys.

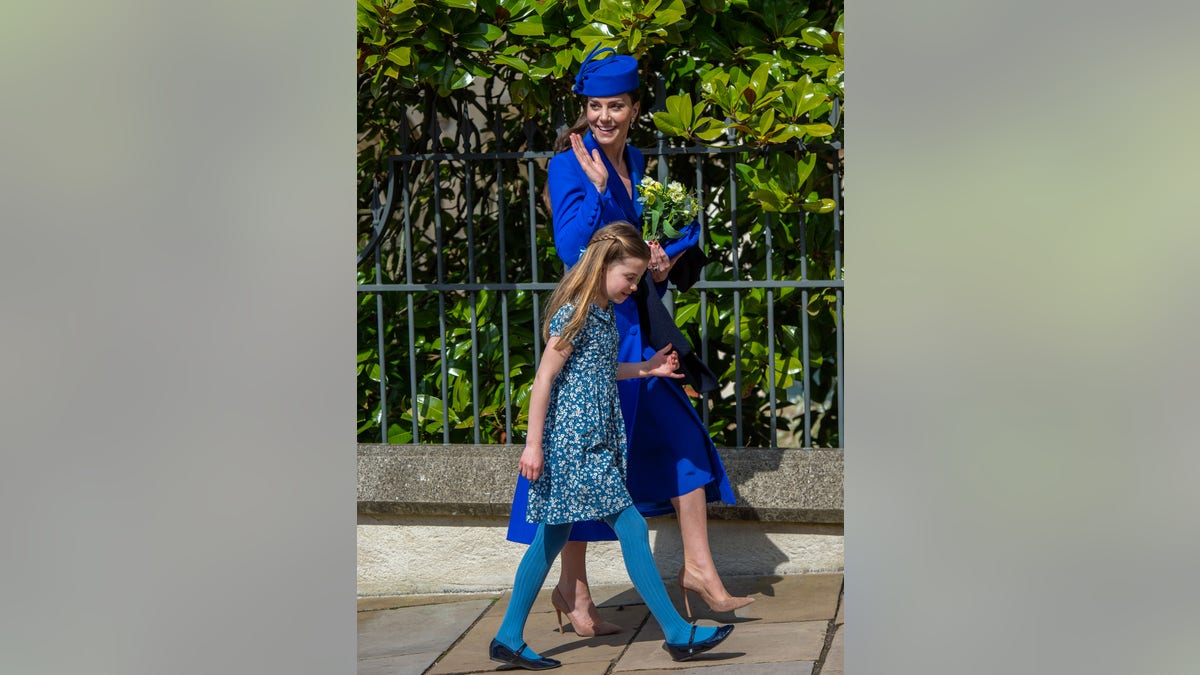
[
  {"left": 450, "top": 69, "right": 474, "bottom": 89},
  {"left": 800, "top": 198, "right": 836, "bottom": 214},
  {"left": 554, "top": 48, "right": 574, "bottom": 71},
  {"left": 756, "top": 107, "right": 776, "bottom": 134},
  {"left": 511, "top": 16, "right": 545, "bottom": 36},
  {"left": 749, "top": 189, "right": 784, "bottom": 212},
  {"left": 386, "top": 47, "right": 412, "bottom": 66},
  {"left": 801, "top": 26, "right": 832, "bottom": 47},
  {"left": 693, "top": 124, "right": 726, "bottom": 141},
  {"left": 749, "top": 62, "right": 771, "bottom": 100},
  {"left": 674, "top": 302, "right": 700, "bottom": 325},
  {"left": 387, "top": 424, "right": 413, "bottom": 443},
  {"left": 652, "top": 111, "right": 687, "bottom": 137},
  {"left": 493, "top": 54, "right": 531, "bottom": 74}
]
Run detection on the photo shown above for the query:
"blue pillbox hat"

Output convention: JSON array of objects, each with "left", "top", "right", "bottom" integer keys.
[{"left": 573, "top": 45, "right": 640, "bottom": 97}]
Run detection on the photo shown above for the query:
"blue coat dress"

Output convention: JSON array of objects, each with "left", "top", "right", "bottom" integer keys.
[{"left": 506, "top": 131, "right": 736, "bottom": 542}]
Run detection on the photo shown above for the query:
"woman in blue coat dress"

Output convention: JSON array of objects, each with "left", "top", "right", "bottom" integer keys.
[{"left": 506, "top": 46, "right": 753, "bottom": 636}]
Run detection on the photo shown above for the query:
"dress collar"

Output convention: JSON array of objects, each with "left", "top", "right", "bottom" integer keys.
[{"left": 589, "top": 301, "right": 615, "bottom": 323}]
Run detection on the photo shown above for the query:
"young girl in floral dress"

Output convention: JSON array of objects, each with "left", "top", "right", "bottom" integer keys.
[{"left": 489, "top": 222, "right": 734, "bottom": 671}]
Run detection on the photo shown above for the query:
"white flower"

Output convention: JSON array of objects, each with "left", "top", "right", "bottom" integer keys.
[{"left": 638, "top": 177, "right": 700, "bottom": 242}]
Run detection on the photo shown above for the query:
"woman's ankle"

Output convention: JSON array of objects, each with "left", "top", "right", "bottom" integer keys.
[
  {"left": 558, "top": 580, "right": 595, "bottom": 606},
  {"left": 680, "top": 563, "right": 723, "bottom": 586}
]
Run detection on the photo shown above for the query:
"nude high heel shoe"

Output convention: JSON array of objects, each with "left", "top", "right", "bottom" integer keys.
[
  {"left": 550, "top": 586, "right": 622, "bottom": 637},
  {"left": 677, "top": 566, "right": 755, "bottom": 619}
]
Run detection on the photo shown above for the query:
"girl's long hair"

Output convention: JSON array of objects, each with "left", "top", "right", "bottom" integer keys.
[{"left": 542, "top": 221, "right": 650, "bottom": 349}]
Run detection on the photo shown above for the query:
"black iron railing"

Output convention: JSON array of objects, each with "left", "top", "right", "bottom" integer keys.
[{"left": 358, "top": 100, "right": 842, "bottom": 450}]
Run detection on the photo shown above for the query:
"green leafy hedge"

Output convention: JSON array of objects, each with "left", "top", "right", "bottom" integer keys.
[{"left": 358, "top": 0, "right": 844, "bottom": 447}]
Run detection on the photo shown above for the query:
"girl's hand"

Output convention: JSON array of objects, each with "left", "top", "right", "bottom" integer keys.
[
  {"left": 645, "top": 343, "right": 684, "bottom": 379},
  {"left": 518, "top": 445, "right": 545, "bottom": 481},
  {"left": 570, "top": 133, "right": 608, "bottom": 194}
]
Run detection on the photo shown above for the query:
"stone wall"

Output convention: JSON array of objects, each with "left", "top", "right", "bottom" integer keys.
[{"left": 357, "top": 444, "right": 843, "bottom": 596}]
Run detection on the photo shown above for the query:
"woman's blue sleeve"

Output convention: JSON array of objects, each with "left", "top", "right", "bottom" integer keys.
[
  {"left": 660, "top": 219, "right": 701, "bottom": 259},
  {"left": 549, "top": 152, "right": 612, "bottom": 267}
]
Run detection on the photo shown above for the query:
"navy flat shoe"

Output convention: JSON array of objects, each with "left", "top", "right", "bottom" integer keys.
[
  {"left": 488, "top": 639, "right": 562, "bottom": 671},
  {"left": 663, "top": 624, "right": 735, "bottom": 661}
]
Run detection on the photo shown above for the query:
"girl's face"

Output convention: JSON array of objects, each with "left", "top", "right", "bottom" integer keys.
[
  {"left": 586, "top": 94, "right": 638, "bottom": 148},
  {"left": 602, "top": 256, "right": 648, "bottom": 305}
]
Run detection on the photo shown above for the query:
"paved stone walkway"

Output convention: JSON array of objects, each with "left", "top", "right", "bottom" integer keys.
[{"left": 358, "top": 573, "right": 843, "bottom": 674}]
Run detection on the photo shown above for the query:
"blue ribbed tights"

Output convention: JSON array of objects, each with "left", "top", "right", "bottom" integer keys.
[{"left": 494, "top": 506, "right": 717, "bottom": 659}]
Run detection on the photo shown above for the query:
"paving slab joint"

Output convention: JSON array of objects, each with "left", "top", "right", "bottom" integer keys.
[
  {"left": 603, "top": 611, "right": 651, "bottom": 675},
  {"left": 810, "top": 578, "right": 845, "bottom": 675},
  {"left": 422, "top": 597, "right": 498, "bottom": 675}
]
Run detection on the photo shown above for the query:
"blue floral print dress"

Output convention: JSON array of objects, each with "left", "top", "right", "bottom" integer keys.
[{"left": 526, "top": 302, "right": 635, "bottom": 525}]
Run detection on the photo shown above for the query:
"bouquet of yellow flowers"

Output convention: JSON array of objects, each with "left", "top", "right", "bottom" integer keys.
[{"left": 638, "top": 176, "right": 700, "bottom": 243}]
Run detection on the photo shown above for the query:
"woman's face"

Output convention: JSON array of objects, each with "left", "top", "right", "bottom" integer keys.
[{"left": 586, "top": 94, "right": 639, "bottom": 148}]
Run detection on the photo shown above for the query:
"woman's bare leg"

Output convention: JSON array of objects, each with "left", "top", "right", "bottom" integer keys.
[
  {"left": 554, "top": 540, "right": 622, "bottom": 635},
  {"left": 671, "top": 487, "right": 752, "bottom": 607},
  {"left": 557, "top": 541, "right": 593, "bottom": 607}
]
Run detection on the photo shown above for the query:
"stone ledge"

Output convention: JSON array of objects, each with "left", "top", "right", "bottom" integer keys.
[{"left": 358, "top": 444, "right": 843, "bottom": 524}]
